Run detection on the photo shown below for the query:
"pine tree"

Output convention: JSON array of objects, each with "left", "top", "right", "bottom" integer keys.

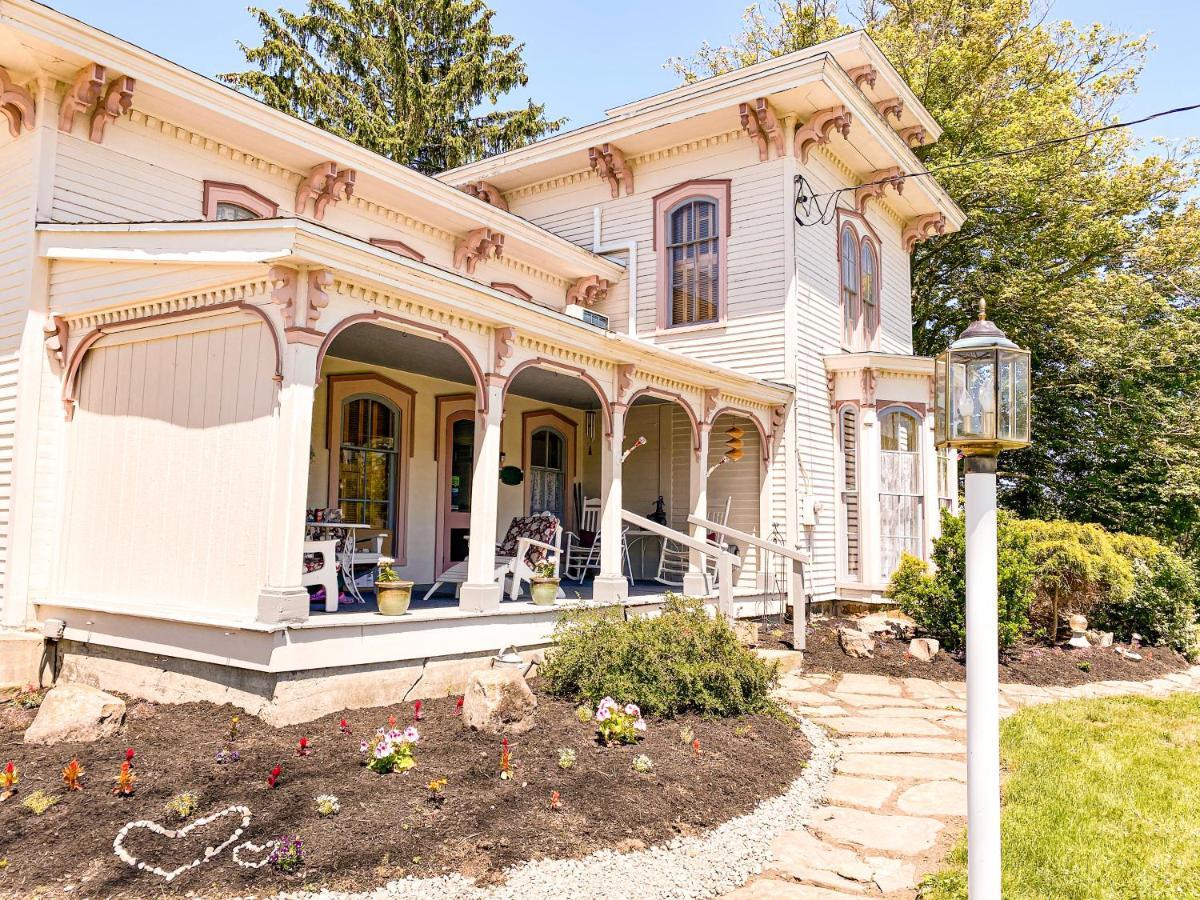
[{"left": 222, "top": 0, "right": 563, "bottom": 174}]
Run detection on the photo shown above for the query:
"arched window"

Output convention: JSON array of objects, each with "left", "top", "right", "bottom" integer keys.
[
  {"left": 668, "top": 199, "right": 721, "bottom": 326},
  {"left": 840, "top": 224, "right": 861, "bottom": 348},
  {"left": 529, "top": 426, "right": 567, "bottom": 521},
  {"left": 879, "top": 407, "right": 923, "bottom": 577},
  {"left": 838, "top": 405, "right": 861, "bottom": 579},
  {"left": 338, "top": 396, "right": 400, "bottom": 538},
  {"left": 860, "top": 239, "right": 879, "bottom": 348},
  {"left": 202, "top": 181, "right": 278, "bottom": 222}
]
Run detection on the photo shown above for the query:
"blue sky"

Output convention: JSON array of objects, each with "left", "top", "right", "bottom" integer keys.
[{"left": 42, "top": 0, "right": 1200, "bottom": 148}]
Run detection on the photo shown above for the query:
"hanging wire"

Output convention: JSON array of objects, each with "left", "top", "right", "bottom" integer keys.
[{"left": 795, "top": 100, "right": 1200, "bottom": 227}]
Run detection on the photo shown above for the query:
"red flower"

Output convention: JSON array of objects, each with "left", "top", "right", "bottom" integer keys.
[
  {"left": 268, "top": 765, "right": 282, "bottom": 788},
  {"left": 454, "top": 697, "right": 464, "bottom": 716},
  {"left": 125, "top": 748, "right": 135, "bottom": 764},
  {"left": 338, "top": 718, "right": 351, "bottom": 735},
  {"left": 297, "top": 737, "right": 311, "bottom": 756},
  {"left": 387, "top": 715, "right": 397, "bottom": 729},
  {"left": 413, "top": 700, "right": 423, "bottom": 721}
]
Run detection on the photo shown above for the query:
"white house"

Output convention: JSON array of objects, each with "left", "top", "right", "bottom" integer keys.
[{"left": 0, "top": 0, "right": 963, "bottom": 723}]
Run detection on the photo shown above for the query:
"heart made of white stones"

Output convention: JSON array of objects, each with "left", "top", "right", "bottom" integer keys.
[{"left": 113, "top": 805, "right": 275, "bottom": 882}]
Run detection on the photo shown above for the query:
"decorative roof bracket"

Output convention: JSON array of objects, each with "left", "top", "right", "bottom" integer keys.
[
  {"left": 58, "top": 64, "right": 105, "bottom": 133},
  {"left": 295, "top": 162, "right": 338, "bottom": 214},
  {"left": 89, "top": 76, "right": 135, "bottom": 144},
  {"left": 453, "top": 227, "right": 504, "bottom": 274},
  {"left": 739, "top": 97, "right": 785, "bottom": 161},
  {"left": 588, "top": 143, "right": 633, "bottom": 198},
  {"left": 460, "top": 180, "right": 509, "bottom": 211},
  {"left": 874, "top": 97, "right": 904, "bottom": 123},
  {"left": 846, "top": 64, "right": 878, "bottom": 90},
  {"left": 899, "top": 125, "right": 928, "bottom": 147},
  {"left": 0, "top": 68, "right": 36, "bottom": 137},
  {"left": 855, "top": 167, "right": 906, "bottom": 214},
  {"left": 902, "top": 212, "right": 947, "bottom": 252},
  {"left": 314, "top": 168, "right": 356, "bottom": 220},
  {"left": 793, "top": 106, "right": 852, "bottom": 164},
  {"left": 566, "top": 275, "right": 611, "bottom": 307}
]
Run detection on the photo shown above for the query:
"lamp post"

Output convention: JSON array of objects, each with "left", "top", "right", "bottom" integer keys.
[{"left": 934, "top": 300, "right": 1031, "bottom": 900}]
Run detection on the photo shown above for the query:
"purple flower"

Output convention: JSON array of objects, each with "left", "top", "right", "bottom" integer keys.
[
  {"left": 403, "top": 726, "right": 420, "bottom": 742},
  {"left": 624, "top": 703, "right": 641, "bottom": 717},
  {"left": 359, "top": 740, "right": 369, "bottom": 753},
  {"left": 633, "top": 718, "right": 647, "bottom": 732},
  {"left": 595, "top": 706, "right": 611, "bottom": 722}
]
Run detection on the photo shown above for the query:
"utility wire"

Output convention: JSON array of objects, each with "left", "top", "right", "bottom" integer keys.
[{"left": 794, "top": 100, "right": 1200, "bottom": 226}]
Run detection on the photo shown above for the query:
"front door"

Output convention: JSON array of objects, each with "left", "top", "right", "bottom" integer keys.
[{"left": 440, "top": 410, "right": 475, "bottom": 575}]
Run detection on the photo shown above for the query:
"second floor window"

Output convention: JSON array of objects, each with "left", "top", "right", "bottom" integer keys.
[
  {"left": 840, "top": 220, "right": 881, "bottom": 351},
  {"left": 668, "top": 199, "right": 720, "bottom": 326}
]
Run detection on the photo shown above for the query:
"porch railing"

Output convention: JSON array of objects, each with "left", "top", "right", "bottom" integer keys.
[
  {"left": 687, "top": 515, "right": 811, "bottom": 650},
  {"left": 621, "top": 509, "right": 742, "bottom": 621}
]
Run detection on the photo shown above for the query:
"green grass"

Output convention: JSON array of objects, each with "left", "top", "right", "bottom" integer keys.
[{"left": 921, "top": 693, "right": 1200, "bottom": 900}]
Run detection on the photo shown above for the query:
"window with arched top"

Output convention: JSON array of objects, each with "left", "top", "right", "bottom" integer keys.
[
  {"left": 860, "top": 240, "right": 880, "bottom": 348},
  {"left": 202, "top": 181, "right": 278, "bottom": 222},
  {"left": 653, "top": 180, "right": 731, "bottom": 331},
  {"left": 879, "top": 407, "right": 923, "bottom": 577},
  {"left": 338, "top": 396, "right": 400, "bottom": 539},
  {"left": 839, "top": 218, "right": 882, "bottom": 351},
  {"left": 840, "top": 224, "right": 861, "bottom": 348},
  {"left": 529, "top": 426, "right": 567, "bottom": 522}
]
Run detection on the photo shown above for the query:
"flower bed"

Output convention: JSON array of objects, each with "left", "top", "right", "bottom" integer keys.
[{"left": 0, "top": 685, "right": 809, "bottom": 898}]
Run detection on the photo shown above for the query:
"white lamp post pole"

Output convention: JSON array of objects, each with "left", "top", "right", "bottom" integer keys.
[{"left": 965, "top": 454, "right": 1002, "bottom": 899}]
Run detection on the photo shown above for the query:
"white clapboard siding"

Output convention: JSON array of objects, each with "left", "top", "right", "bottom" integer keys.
[
  {"left": 0, "top": 135, "right": 37, "bottom": 614},
  {"left": 48, "top": 261, "right": 253, "bottom": 314},
  {"left": 56, "top": 320, "right": 277, "bottom": 614},
  {"left": 708, "top": 414, "right": 763, "bottom": 589}
]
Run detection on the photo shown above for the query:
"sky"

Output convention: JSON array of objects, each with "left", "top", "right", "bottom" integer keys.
[{"left": 39, "top": 0, "right": 1200, "bottom": 149}]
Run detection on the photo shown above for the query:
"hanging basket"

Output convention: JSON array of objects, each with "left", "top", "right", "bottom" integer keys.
[{"left": 499, "top": 465, "right": 524, "bottom": 486}]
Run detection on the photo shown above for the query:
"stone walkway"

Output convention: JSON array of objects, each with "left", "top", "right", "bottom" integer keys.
[{"left": 726, "top": 663, "right": 1200, "bottom": 899}]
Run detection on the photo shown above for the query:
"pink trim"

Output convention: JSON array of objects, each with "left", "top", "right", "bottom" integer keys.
[
  {"left": 438, "top": 406, "right": 477, "bottom": 573},
  {"left": 460, "top": 181, "right": 509, "bottom": 211},
  {"left": 794, "top": 106, "right": 851, "bottom": 164},
  {"left": 503, "top": 358, "right": 612, "bottom": 438},
  {"left": 203, "top": 181, "right": 279, "bottom": 221},
  {"left": 854, "top": 167, "right": 905, "bottom": 214},
  {"left": 652, "top": 179, "right": 731, "bottom": 332},
  {"left": 902, "top": 213, "right": 946, "bottom": 253},
  {"left": 433, "top": 392, "right": 475, "bottom": 460},
  {"left": 453, "top": 228, "right": 504, "bottom": 274},
  {"left": 565, "top": 275, "right": 610, "bottom": 307},
  {"left": 739, "top": 97, "right": 784, "bottom": 161},
  {"left": 58, "top": 64, "right": 105, "bottom": 133},
  {"left": 627, "top": 387, "right": 702, "bottom": 456},
  {"left": 61, "top": 302, "right": 283, "bottom": 419},
  {"left": 491, "top": 282, "right": 533, "bottom": 302},
  {"left": 315, "top": 168, "right": 356, "bottom": 220},
  {"left": 874, "top": 97, "right": 904, "bottom": 122},
  {"left": 899, "top": 125, "right": 928, "bottom": 147},
  {"left": 846, "top": 64, "right": 877, "bottom": 90},
  {"left": 493, "top": 326, "right": 516, "bottom": 372},
  {"left": 315, "top": 312, "right": 487, "bottom": 412},
  {"left": 89, "top": 76, "right": 134, "bottom": 143},
  {"left": 44, "top": 315, "right": 68, "bottom": 373},
  {"left": 836, "top": 216, "right": 882, "bottom": 352},
  {"left": 587, "top": 144, "right": 633, "bottom": 198},
  {"left": 0, "top": 67, "right": 36, "bottom": 138},
  {"left": 370, "top": 238, "right": 426, "bottom": 263},
  {"left": 521, "top": 409, "right": 579, "bottom": 529},
  {"left": 709, "top": 406, "right": 772, "bottom": 464},
  {"left": 295, "top": 162, "right": 337, "bottom": 213},
  {"left": 325, "top": 372, "right": 415, "bottom": 565},
  {"left": 268, "top": 266, "right": 298, "bottom": 328}
]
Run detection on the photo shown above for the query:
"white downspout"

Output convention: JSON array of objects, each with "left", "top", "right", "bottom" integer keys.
[{"left": 591, "top": 206, "right": 638, "bottom": 337}]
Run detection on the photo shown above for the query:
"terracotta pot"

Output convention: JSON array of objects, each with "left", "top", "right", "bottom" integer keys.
[
  {"left": 530, "top": 577, "right": 560, "bottom": 606},
  {"left": 375, "top": 580, "right": 414, "bottom": 616}
]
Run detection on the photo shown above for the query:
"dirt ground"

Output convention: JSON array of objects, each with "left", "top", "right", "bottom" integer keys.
[{"left": 0, "top": 686, "right": 810, "bottom": 898}]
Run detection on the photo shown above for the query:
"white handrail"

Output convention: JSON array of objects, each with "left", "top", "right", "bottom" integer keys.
[
  {"left": 688, "top": 515, "right": 810, "bottom": 651},
  {"left": 621, "top": 509, "right": 740, "bottom": 620}
]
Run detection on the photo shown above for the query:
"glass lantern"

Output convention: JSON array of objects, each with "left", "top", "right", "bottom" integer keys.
[{"left": 935, "top": 311, "right": 1031, "bottom": 456}]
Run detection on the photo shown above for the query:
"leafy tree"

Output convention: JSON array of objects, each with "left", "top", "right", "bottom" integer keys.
[
  {"left": 222, "top": 0, "right": 563, "bottom": 173},
  {"left": 669, "top": 1, "right": 1200, "bottom": 551}
]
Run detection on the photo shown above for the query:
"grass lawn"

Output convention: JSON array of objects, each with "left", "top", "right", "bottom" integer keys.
[{"left": 922, "top": 693, "right": 1200, "bottom": 900}]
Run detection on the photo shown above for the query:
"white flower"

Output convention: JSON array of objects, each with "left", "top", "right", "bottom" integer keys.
[
  {"left": 633, "top": 717, "right": 647, "bottom": 732},
  {"left": 624, "top": 703, "right": 641, "bottom": 717},
  {"left": 595, "top": 706, "right": 611, "bottom": 722},
  {"left": 378, "top": 556, "right": 395, "bottom": 567},
  {"left": 403, "top": 726, "right": 420, "bottom": 743}
]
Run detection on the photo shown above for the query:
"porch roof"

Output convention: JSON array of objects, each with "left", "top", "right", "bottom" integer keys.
[{"left": 37, "top": 218, "right": 794, "bottom": 409}]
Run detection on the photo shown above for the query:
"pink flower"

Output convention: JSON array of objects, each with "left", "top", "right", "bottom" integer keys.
[
  {"left": 403, "top": 726, "right": 420, "bottom": 743},
  {"left": 633, "top": 718, "right": 647, "bottom": 732},
  {"left": 624, "top": 704, "right": 640, "bottom": 717},
  {"left": 595, "top": 706, "right": 611, "bottom": 722},
  {"left": 359, "top": 740, "right": 369, "bottom": 753}
]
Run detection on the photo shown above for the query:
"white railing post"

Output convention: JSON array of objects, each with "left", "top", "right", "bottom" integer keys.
[
  {"left": 684, "top": 424, "right": 711, "bottom": 596},
  {"left": 790, "top": 558, "right": 807, "bottom": 650},
  {"left": 717, "top": 554, "right": 734, "bottom": 622},
  {"left": 594, "top": 404, "right": 629, "bottom": 602},
  {"left": 459, "top": 374, "right": 505, "bottom": 612}
]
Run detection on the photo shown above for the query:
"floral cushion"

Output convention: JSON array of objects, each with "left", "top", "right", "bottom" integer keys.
[
  {"left": 497, "top": 512, "right": 560, "bottom": 563},
  {"left": 304, "top": 507, "right": 347, "bottom": 573}
]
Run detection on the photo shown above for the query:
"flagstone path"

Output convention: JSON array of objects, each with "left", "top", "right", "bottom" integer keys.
[{"left": 725, "top": 662, "right": 1200, "bottom": 899}]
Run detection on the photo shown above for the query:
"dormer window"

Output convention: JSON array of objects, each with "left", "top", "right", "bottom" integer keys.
[
  {"left": 202, "top": 181, "right": 278, "bottom": 222},
  {"left": 653, "top": 179, "right": 731, "bottom": 331},
  {"left": 839, "top": 217, "right": 882, "bottom": 351}
]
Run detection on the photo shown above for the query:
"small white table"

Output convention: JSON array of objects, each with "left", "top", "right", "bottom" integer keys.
[
  {"left": 622, "top": 529, "right": 665, "bottom": 582},
  {"left": 305, "top": 520, "right": 373, "bottom": 603}
]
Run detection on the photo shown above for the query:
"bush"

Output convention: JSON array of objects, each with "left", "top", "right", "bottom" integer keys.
[
  {"left": 541, "top": 595, "right": 778, "bottom": 717},
  {"left": 1096, "top": 534, "right": 1199, "bottom": 655},
  {"left": 887, "top": 509, "right": 1036, "bottom": 652}
]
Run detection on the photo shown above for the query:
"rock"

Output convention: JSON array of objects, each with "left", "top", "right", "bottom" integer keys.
[
  {"left": 838, "top": 628, "right": 875, "bottom": 659},
  {"left": 908, "top": 638, "right": 940, "bottom": 661},
  {"left": 855, "top": 611, "right": 917, "bottom": 640},
  {"left": 897, "top": 780, "right": 968, "bottom": 816},
  {"left": 808, "top": 807, "right": 944, "bottom": 854},
  {"left": 1086, "top": 630, "right": 1114, "bottom": 648},
  {"left": 461, "top": 669, "right": 537, "bottom": 734},
  {"left": 23, "top": 682, "right": 126, "bottom": 745},
  {"left": 734, "top": 621, "right": 761, "bottom": 647}
]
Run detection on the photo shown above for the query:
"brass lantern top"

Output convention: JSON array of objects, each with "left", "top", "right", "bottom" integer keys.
[{"left": 934, "top": 300, "right": 1032, "bottom": 456}]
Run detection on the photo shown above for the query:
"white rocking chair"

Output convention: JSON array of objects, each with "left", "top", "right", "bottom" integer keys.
[
  {"left": 302, "top": 539, "right": 339, "bottom": 612},
  {"left": 504, "top": 511, "right": 564, "bottom": 600}
]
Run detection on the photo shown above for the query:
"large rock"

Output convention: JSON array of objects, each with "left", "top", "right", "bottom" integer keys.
[
  {"left": 461, "top": 669, "right": 537, "bottom": 734},
  {"left": 838, "top": 627, "right": 875, "bottom": 659},
  {"left": 23, "top": 682, "right": 126, "bottom": 745},
  {"left": 855, "top": 611, "right": 917, "bottom": 640},
  {"left": 908, "top": 638, "right": 940, "bottom": 662}
]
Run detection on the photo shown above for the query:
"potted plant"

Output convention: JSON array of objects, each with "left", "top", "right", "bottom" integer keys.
[
  {"left": 530, "top": 559, "right": 560, "bottom": 606},
  {"left": 374, "top": 556, "right": 413, "bottom": 616}
]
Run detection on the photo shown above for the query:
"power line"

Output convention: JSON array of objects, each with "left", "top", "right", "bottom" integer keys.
[{"left": 794, "top": 100, "right": 1200, "bottom": 226}]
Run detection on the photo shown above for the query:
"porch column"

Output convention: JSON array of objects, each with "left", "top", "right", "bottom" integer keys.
[
  {"left": 683, "top": 423, "right": 712, "bottom": 596},
  {"left": 459, "top": 375, "right": 505, "bottom": 612},
  {"left": 259, "top": 341, "right": 319, "bottom": 624},
  {"left": 859, "top": 405, "right": 883, "bottom": 590},
  {"left": 921, "top": 409, "right": 940, "bottom": 559},
  {"left": 593, "top": 403, "right": 629, "bottom": 602}
]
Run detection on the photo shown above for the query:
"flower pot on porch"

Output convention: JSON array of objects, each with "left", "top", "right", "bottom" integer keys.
[
  {"left": 530, "top": 577, "right": 560, "bottom": 606},
  {"left": 375, "top": 580, "right": 414, "bottom": 616}
]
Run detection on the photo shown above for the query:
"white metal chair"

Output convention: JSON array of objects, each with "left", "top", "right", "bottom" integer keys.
[
  {"left": 302, "top": 539, "right": 339, "bottom": 612},
  {"left": 562, "top": 498, "right": 601, "bottom": 581}
]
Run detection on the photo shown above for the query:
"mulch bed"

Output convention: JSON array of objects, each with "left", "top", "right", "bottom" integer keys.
[
  {"left": 794, "top": 617, "right": 1191, "bottom": 686},
  {"left": 0, "top": 685, "right": 809, "bottom": 899}
]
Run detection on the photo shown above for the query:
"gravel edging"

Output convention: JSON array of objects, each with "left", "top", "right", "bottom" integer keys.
[{"left": 279, "top": 717, "right": 839, "bottom": 900}]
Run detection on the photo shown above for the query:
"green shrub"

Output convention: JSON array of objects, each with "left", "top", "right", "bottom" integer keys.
[
  {"left": 1095, "top": 535, "right": 1200, "bottom": 655},
  {"left": 541, "top": 595, "right": 778, "bottom": 717},
  {"left": 887, "top": 510, "right": 1036, "bottom": 652}
]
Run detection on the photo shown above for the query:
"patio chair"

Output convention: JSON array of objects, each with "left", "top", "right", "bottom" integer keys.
[
  {"left": 302, "top": 539, "right": 339, "bottom": 612},
  {"left": 562, "top": 498, "right": 601, "bottom": 581},
  {"left": 499, "top": 511, "right": 564, "bottom": 601}
]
